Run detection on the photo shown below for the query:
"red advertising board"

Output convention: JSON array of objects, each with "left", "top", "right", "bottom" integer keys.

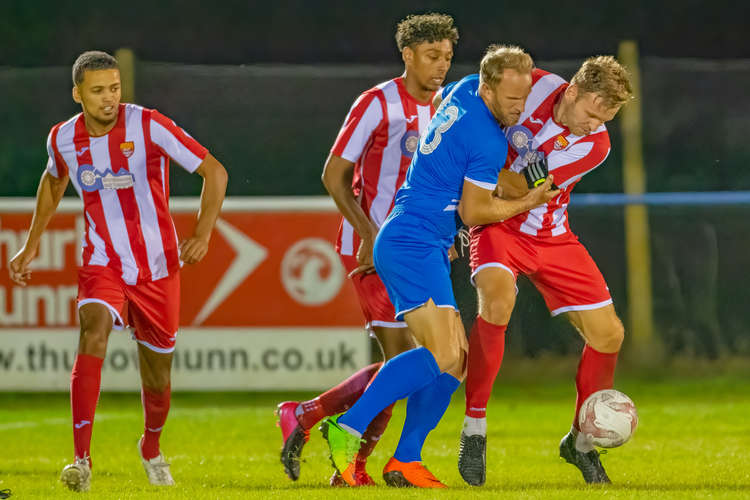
[{"left": 0, "top": 198, "right": 364, "bottom": 328}]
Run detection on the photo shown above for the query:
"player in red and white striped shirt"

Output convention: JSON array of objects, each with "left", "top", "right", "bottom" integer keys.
[
  {"left": 458, "top": 57, "right": 633, "bottom": 486},
  {"left": 275, "top": 14, "right": 458, "bottom": 487},
  {"left": 8, "top": 51, "right": 228, "bottom": 491}
]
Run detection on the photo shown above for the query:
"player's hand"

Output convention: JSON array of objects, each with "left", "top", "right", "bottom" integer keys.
[
  {"left": 448, "top": 245, "right": 459, "bottom": 262},
  {"left": 179, "top": 235, "right": 210, "bottom": 265},
  {"left": 523, "top": 155, "right": 558, "bottom": 190},
  {"left": 8, "top": 246, "right": 37, "bottom": 286},
  {"left": 349, "top": 234, "right": 376, "bottom": 278},
  {"left": 526, "top": 175, "right": 560, "bottom": 206}
]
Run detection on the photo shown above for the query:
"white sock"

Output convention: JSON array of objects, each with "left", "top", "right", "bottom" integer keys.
[
  {"left": 338, "top": 422, "right": 362, "bottom": 438},
  {"left": 463, "top": 416, "right": 487, "bottom": 436},
  {"left": 572, "top": 425, "right": 594, "bottom": 453}
]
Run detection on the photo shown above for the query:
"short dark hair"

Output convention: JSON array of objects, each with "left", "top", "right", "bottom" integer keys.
[
  {"left": 395, "top": 13, "right": 459, "bottom": 52},
  {"left": 72, "top": 51, "right": 118, "bottom": 86}
]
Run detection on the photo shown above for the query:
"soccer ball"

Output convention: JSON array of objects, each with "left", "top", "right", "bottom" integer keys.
[{"left": 578, "top": 389, "right": 638, "bottom": 448}]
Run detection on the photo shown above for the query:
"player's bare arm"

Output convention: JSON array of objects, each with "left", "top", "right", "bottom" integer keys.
[
  {"left": 496, "top": 169, "right": 531, "bottom": 200},
  {"left": 9, "top": 170, "right": 69, "bottom": 286},
  {"left": 458, "top": 176, "right": 559, "bottom": 227},
  {"left": 321, "top": 153, "right": 378, "bottom": 276},
  {"left": 179, "top": 152, "right": 227, "bottom": 265}
]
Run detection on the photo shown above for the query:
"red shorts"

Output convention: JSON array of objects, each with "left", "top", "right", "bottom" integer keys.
[
  {"left": 339, "top": 254, "right": 407, "bottom": 329},
  {"left": 469, "top": 223, "right": 612, "bottom": 316},
  {"left": 77, "top": 266, "right": 180, "bottom": 352}
]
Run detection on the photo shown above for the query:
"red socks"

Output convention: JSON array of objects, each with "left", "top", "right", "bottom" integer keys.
[
  {"left": 140, "top": 385, "right": 172, "bottom": 460},
  {"left": 357, "top": 402, "right": 394, "bottom": 462},
  {"left": 465, "top": 316, "right": 507, "bottom": 418},
  {"left": 574, "top": 344, "right": 618, "bottom": 430},
  {"left": 70, "top": 354, "right": 103, "bottom": 463},
  {"left": 296, "top": 362, "right": 382, "bottom": 430}
]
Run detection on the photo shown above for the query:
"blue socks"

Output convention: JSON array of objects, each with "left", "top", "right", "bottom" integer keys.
[
  {"left": 393, "top": 372, "right": 461, "bottom": 463},
  {"left": 338, "top": 347, "right": 440, "bottom": 435}
]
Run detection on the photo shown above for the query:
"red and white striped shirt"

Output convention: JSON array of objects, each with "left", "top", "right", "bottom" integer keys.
[
  {"left": 46, "top": 103, "right": 208, "bottom": 284},
  {"left": 330, "top": 77, "right": 436, "bottom": 256},
  {"left": 503, "top": 68, "right": 611, "bottom": 238}
]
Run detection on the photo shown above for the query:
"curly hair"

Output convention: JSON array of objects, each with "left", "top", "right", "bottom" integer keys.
[
  {"left": 479, "top": 44, "right": 534, "bottom": 88},
  {"left": 571, "top": 56, "right": 633, "bottom": 109},
  {"left": 395, "top": 13, "right": 459, "bottom": 52},
  {"left": 72, "top": 51, "right": 118, "bottom": 86}
]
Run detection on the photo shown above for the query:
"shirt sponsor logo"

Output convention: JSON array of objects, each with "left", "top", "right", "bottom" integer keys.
[
  {"left": 120, "top": 141, "right": 135, "bottom": 158},
  {"left": 77, "top": 164, "right": 135, "bottom": 192}
]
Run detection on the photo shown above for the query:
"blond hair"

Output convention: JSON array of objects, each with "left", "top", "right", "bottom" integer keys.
[
  {"left": 479, "top": 44, "right": 534, "bottom": 88},
  {"left": 571, "top": 55, "right": 633, "bottom": 109}
]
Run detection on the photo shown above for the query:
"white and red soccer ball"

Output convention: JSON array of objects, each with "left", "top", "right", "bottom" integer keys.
[{"left": 578, "top": 389, "right": 638, "bottom": 448}]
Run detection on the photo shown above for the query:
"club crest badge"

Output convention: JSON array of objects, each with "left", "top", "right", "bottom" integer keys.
[
  {"left": 400, "top": 130, "right": 420, "bottom": 158},
  {"left": 554, "top": 135, "right": 569, "bottom": 150},
  {"left": 120, "top": 141, "right": 134, "bottom": 158}
]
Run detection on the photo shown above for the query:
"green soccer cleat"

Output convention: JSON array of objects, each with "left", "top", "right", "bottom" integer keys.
[{"left": 319, "top": 415, "right": 362, "bottom": 486}]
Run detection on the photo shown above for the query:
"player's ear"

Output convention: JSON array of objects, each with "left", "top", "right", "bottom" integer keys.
[
  {"left": 72, "top": 85, "right": 81, "bottom": 104},
  {"left": 402, "top": 46, "right": 413, "bottom": 65},
  {"left": 565, "top": 84, "right": 579, "bottom": 101}
]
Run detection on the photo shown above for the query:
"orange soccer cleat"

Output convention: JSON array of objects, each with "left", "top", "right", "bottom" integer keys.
[{"left": 382, "top": 457, "right": 447, "bottom": 488}]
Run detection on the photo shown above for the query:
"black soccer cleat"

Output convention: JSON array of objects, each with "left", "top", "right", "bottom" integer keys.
[
  {"left": 559, "top": 432, "right": 611, "bottom": 484},
  {"left": 276, "top": 401, "right": 310, "bottom": 481},
  {"left": 458, "top": 432, "right": 486, "bottom": 486}
]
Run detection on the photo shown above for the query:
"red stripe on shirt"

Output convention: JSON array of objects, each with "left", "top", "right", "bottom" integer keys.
[
  {"left": 150, "top": 110, "right": 208, "bottom": 160},
  {"left": 331, "top": 91, "right": 381, "bottom": 159},
  {"left": 109, "top": 104, "right": 152, "bottom": 281},
  {"left": 49, "top": 122, "right": 69, "bottom": 178},
  {"left": 142, "top": 109, "right": 180, "bottom": 274},
  {"left": 73, "top": 115, "right": 123, "bottom": 274}
]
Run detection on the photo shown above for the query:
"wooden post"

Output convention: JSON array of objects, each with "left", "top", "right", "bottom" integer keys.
[
  {"left": 618, "top": 40, "right": 655, "bottom": 353},
  {"left": 114, "top": 48, "right": 135, "bottom": 104}
]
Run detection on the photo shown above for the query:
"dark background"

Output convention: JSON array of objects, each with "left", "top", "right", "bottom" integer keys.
[
  {"left": 2, "top": 0, "right": 748, "bottom": 65},
  {"left": 1, "top": 0, "right": 748, "bottom": 357}
]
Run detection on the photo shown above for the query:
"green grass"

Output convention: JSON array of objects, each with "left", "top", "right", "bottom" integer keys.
[{"left": 1, "top": 372, "right": 750, "bottom": 499}]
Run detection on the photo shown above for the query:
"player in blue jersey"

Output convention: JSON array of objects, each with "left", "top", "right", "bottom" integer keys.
[{"left": 320, "top": 45, "right": 559, "bottom": 488}]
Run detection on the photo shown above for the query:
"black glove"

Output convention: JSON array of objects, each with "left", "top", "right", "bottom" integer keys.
[{"left": 523, "top": 154, "right": 550, "bottom": 189}]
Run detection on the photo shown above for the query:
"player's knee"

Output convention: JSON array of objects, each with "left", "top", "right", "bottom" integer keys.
[
  {"left": 478, "top": 297, "right": 513, "bottom": 325},
  {"left": 477, "top": 283, "right": 515, "bottom": 325},
  {"left": 592, "top": 316, "right": 625, "bottom": 353},
  {"left": 428, "top": 343, "right": 461, "bottom": 373},
  {"left": 79, "top": 327, "right": 108, "bottom": 356}
]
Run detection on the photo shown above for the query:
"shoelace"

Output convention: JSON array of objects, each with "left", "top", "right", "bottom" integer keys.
[
  {"left": 457, "top": 227, "right": 470, "bottom": 257},
  {"left": 0, "top": 488, "right": 11, "bottom": 499}
]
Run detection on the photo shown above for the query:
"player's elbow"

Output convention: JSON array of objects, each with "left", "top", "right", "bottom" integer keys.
[{"left": 457, "top": 203, "right": 483, "bottom": 227}]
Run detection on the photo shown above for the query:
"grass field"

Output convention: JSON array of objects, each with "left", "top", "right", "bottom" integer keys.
[{"left": 2, "top": 366, "right": 750, "bottom": 499}]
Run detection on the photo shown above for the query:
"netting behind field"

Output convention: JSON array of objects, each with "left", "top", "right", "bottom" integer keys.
[
  {"left": 450, "top": 203, "right": 750, "bottom": 358},
  {"left": 1, "top": 59, "right": 749, "bottom": 357},
  {"left": 2, "top": 58, "right": 749, "bottom": 196}
]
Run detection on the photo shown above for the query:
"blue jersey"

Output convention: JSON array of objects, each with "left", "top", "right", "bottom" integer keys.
[{"left": 391, "top": 74, "right": 508, "bottom": 245}]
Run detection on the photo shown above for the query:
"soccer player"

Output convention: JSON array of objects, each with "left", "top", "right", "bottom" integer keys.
[
  {"left": 275, "top": 13, "right": 458, "bottom": 486},
  {"left": 8, "top": 51, "right": 228, "bottom": 492},
  {"left": 319, "top": 45, "right": 558, "bottom": 488},
  {"left": 457, "top": 56, "right": 633, "bottom": 486}
]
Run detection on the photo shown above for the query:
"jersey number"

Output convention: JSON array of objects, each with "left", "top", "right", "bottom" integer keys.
[{"left": 420, "top": 105, "right": 459, "bottom": 155}]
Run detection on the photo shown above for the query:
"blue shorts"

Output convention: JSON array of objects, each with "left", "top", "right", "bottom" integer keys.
[{"left": 373, "top": 211, "right": 458, "bottom": 321}]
